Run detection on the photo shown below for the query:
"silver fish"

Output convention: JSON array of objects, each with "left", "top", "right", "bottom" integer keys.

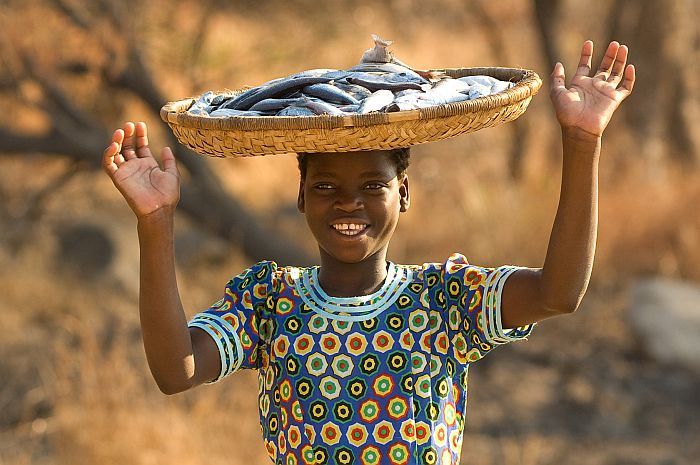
[
  {"left": 332, "top": 82, "right": 373, "bottom": 100},
  {"left": 291, "top": 68, "right": 343, "bottom": 78},
  {"left": 358, "top": 89, "right": 394, "bottom": 113},
  {"left": 467, "top": 84, "right": 492, "bottom": 99},
  {"left": 432, "top": 78, "right": 472, "bottom": 94},
  {"left": 457, "top": 75, "right": 500, "bottom": 88},
  {"left": 302, "top": 83, "right": 360, "bottom": 105},
  {"left": 209, "top": 109, "right": 263, "bottom": 117},
  {"left": 277, "top": 106, "right": 315, "bottom": 116},
  {"left": 211, "top": 93, "right": 229, "bottom": 106},
  {"left": 393, "top": 89, "right": 422, "bottom": 98},
  {"left": 360, "top": 34, "right": 393, "bottom": 63},
  {"left": 418, "top": 89, "right": 472, "bottom": 105},
  {"left": 297, "top": 97, "right": 347, "bottom": 116},
  {"left": 187, "top": 107, "right": 210, "bottom": 116},
  {"left": 188, "top": 91, "right": 215, "bottom": 114},
  {"left": 385, "top": 101, "right": 423, "bottom": 112},
  {"left": 347, "top": 73, "right": 425, "bottom": 91},
  {"left": 348, "top": 62, "right": 428, "bottom": 84},
  {"left": 490, "top": 80, "right": 514, "bottom": 94},
  {"left": 338, "top": 104, "right": 361, "bottom": 112},
  {"left": 249, "top": 98, "right": 303, "bottom": 112},
  {"left": 387, "top": 89, "right": 471, "bottom": 112},
  {"left": 225, "top": 75, "right": 336, "bottom": 110}
]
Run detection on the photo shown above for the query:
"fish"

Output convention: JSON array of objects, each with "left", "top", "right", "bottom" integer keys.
[
  {"left": 346, "top": 72, "right": 425, "bottom": 91},
  {"left": 276, "top": 106, "right": 316, "bottom": 116},
  {"left": 358, "top": 89, "right": 394, "bottom": 113},
  {"left": 296, "top": 97, "right": 348, "bottom": 116},
  {"left": 490, "top": 80, "right": 514, "bottom": 94},
  {"left": 386, "top": 88, "right": 472, "bottom": 112},
  {"left": 357, "top": 34, "right": 445, "bottom": 81},
  {"left": 457, "top": 75, "right": 500, "bottom": 88},
  {"left": 360, "top": 34, "right": 394, "bottom": 63},
  {"left": 211, "top": 93, "right": 229, "bottom": 106},
  {"left": 290, "top": 68, "right": 345, "bottom": 78},
  {"left": 347, "top": 62, "right": 429, "bottom": 84},
  {"left": 385, "top": 100, "right": 424, "bottom": 112},
  {"left": 223, "top": 75, "right": 336, "bottom": 110},
  {"left": 249, "top": 98, "right": 303, "bottom": 112},
  {"left": 187, "top": 107, "right": 210, "bottom": 116},
  {"left": 418, "top": 89, "right": 472, "bottom": 105},
  {"left": 467, "top": 84, "right": 492, "bottom": 99},
  {"left": 209, "top": 109, "right": 264, "bottom": 117},
  {"left": 431, "top": 78, "right": 472, "bottom": 94},
  {"left": 302, "top": 83, "right": 360, "bottom": 105},
  {"left": 393, "top": 89, "right": 422, "bottom": 98},
  {"left": 332, "top": 82, "right": 373, "bottom": 100},
  {"left": 188, "top": 91, "right": 215, "bottom": 114}
]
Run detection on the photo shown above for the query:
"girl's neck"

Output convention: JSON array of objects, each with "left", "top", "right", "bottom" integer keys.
[{"left": 317, "top": 249, "right": 389, "bottom": 297}]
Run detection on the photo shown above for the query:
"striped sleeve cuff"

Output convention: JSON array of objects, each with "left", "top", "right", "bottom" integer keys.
[
  {"left": 482, "top": 266, "right": 535, "bottom": 345},
  {"left": 188, "top": 313, "right": 244, "bottom": 384}
]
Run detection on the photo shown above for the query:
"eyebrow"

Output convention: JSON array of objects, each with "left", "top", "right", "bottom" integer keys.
[{"left": 308, "top": 170, "right": 394, "bottom": 179}]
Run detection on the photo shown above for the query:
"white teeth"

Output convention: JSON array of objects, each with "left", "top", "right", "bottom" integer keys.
[{"left": 332, "top": 223, "right": 367, "bottom": 236}]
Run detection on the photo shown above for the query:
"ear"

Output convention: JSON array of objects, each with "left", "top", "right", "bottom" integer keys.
[
  {"left": 399, "top": 174, "right": 410, "bottom": 212},
  {"left": 297, "top": 180, "right": 306, "bottom": 213}
]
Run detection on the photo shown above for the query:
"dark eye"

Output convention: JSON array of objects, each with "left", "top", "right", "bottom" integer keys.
[
  {"left": 314, "top": 183, "right": 334, "bottom": 190},
  {"left": 364, "top": 182, "right": 386, "bottom": 190}
]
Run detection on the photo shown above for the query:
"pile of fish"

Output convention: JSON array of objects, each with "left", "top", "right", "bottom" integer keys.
[{"left": 187, "top": 35, "right": 515, "bottom": 118}]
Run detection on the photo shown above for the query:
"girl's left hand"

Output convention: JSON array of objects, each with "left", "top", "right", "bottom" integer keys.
[{"left": 550, "top": 41, "right": 635, "bottom": 139}]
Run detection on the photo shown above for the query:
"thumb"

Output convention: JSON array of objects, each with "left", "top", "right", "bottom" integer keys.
[
  {"left": 161, "top": 147, "right": 179, "bottom": 177},
  {"left": 549, "top": 62, "right": 566, "bottom": 97}
]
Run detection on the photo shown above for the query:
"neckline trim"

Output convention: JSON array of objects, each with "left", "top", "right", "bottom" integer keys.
[{"left": 292, "top": 263, "right": 412, "bottom": 321}]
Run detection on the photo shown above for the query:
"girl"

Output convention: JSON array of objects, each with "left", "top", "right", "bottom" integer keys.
[{"left": 103, "top": 41, "right": 634, "bottom": 464}]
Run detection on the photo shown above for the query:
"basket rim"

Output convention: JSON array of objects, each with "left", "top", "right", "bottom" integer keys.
[{"left": 160, "top": 67, "right": 542, "bottom": 132}]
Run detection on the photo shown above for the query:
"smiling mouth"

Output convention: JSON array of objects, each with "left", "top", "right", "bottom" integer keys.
[{"left": 331, "top": 223, "right": 369, "bottom": 236}]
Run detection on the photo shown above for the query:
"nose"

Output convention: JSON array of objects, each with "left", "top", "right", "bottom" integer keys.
[{"left": 333, "top": 189, "right": 364, "bottom": 212}]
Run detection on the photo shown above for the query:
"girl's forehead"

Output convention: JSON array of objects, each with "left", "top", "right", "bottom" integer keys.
[{"left": 306, "top": 151, "right": 395, "bottom": 172}]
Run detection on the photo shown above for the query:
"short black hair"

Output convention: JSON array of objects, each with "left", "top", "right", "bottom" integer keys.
[{"left": 297, "top": 148, "right": 411, "bottom": 180}]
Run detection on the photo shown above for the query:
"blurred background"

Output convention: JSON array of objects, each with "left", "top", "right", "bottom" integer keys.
[{"left": 1, "top": 0, "right": 699, "bottom": 464}]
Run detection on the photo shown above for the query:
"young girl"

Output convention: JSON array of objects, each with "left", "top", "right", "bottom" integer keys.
[{"left": 102, "top": 41, "right": 634, "bottom": 465}]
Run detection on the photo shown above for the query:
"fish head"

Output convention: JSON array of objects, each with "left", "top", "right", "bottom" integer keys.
[{"left": 360, "top": 34, "right": 394, "bottom": 64}]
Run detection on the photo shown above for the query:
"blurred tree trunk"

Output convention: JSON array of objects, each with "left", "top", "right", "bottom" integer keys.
[
  {"left": 0, "top": 0, "right": 312, "bottom": 266},
  {"left": 605, "top": 0, "right": 699, "bottom": 167},
  {"left": 470, "top": 0, "right": 531, "bottom": 180},
  {"left": 532, "top": 0, "right": 562, "bottom": 69}
]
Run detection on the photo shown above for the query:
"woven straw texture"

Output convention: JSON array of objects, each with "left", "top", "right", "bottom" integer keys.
[{"left": 160, "top": 67, "right": 542, "bottom": 157}]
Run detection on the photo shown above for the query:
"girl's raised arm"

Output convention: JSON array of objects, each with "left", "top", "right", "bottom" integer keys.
[{"left": 103, "top": 122, "right": 221, "bottom": 393}]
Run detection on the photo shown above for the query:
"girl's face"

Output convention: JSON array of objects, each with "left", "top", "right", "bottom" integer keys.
[{"left": 298, "top": 150, "right": 410, "bottom": 265}]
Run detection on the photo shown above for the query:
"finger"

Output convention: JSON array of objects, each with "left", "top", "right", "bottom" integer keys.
[
  {"left": 103, "top": 129, "right": 124, "bottom": 171},
  {"left": 114, "top": 152, "right": 126, "bottom": 167},
  {"left": 103, "top": 141, "right": 120, "bottom": 175},
  {"left": 618, "top": 64, "right": 635, "bottom": 95},
  {"left": 595, "top": 41, "right": 620, "bottom": 79},
  {"left": 549, "top": 62, "right": 567, "bottom": 97},
  {"left": 574, "top": 40, "right": 593, "bottom": 77},
  {"left": 161, "top": 146, "right": 179, "bottom": 177},
  {"left": 607, "top": 44, "right": 628, "bottom": 85},
  {"left": 120, "top": 122, "right": 137, "bottom": 160},
  {"left": 134, "top": 121, "right": 153, "bottom": 158}
]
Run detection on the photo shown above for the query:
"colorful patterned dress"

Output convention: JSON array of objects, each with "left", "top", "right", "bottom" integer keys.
[{"left": 188, "top": 253, "right": 534, "bottom": 465}]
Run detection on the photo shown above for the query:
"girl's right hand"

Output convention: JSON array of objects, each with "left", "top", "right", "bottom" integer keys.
[{"left": 103, "top": 122, "right": 180, "bottom": 219}]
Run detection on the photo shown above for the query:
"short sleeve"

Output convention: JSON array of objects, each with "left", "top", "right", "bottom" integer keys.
[
  {"left": 438, "top": 253, "right": 535, "bottom": 363},
  {"left": 188, "top": 261, "right": 277, "bottom": 383}
]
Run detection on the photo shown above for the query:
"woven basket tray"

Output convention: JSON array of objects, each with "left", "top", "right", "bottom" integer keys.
[{"left": 160, "top": 67, "right": 542, "bottom": 157}]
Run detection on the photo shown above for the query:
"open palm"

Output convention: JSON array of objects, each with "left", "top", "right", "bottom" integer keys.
[
  {"left": 550, "top": 41, "right": 635, "bottom": 138},
  {"left": 103, "top": 122, "right": 180, "bottom": 218}
]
